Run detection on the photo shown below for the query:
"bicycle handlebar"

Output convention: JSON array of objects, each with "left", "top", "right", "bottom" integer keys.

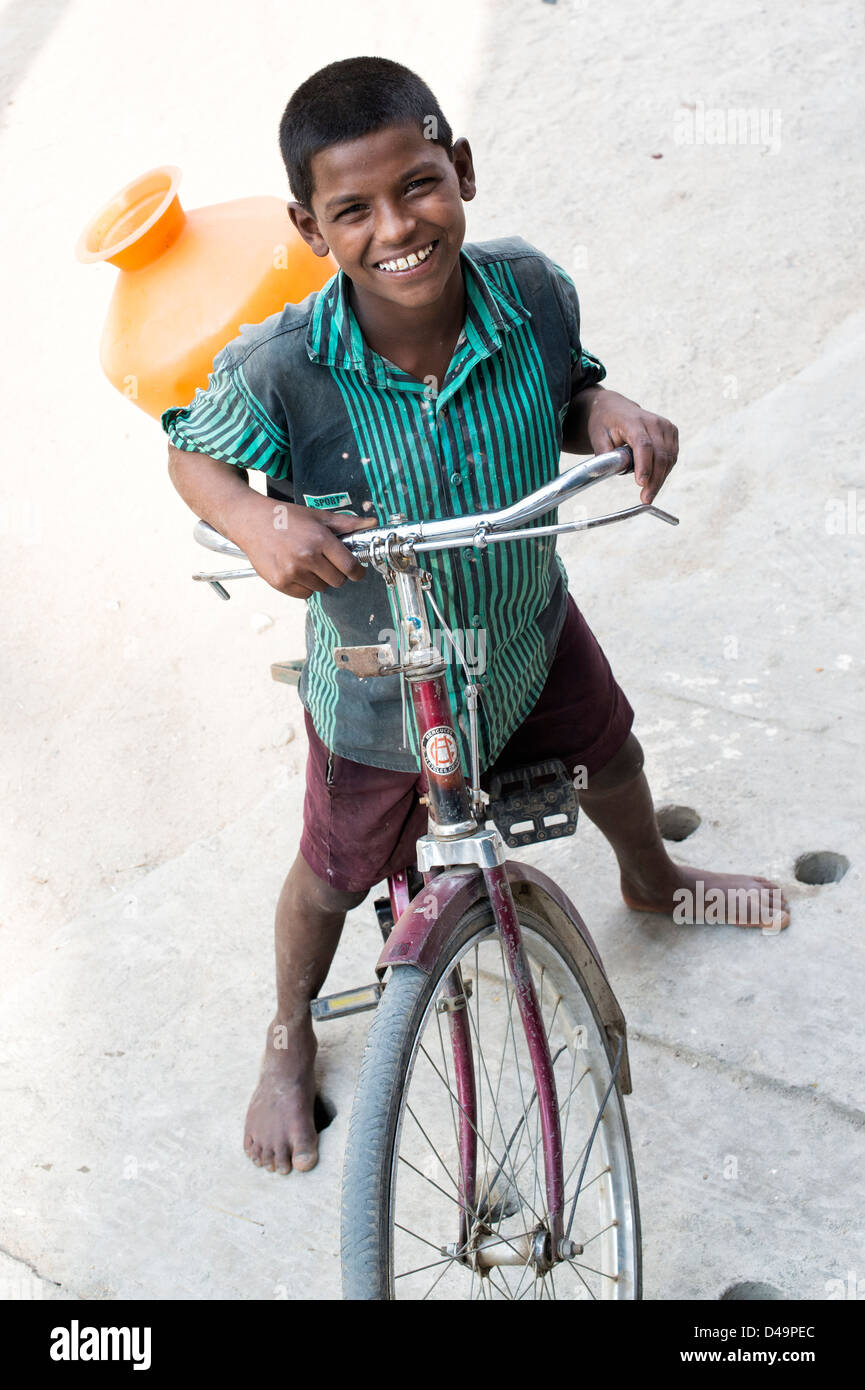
[
  {"left": 342, "top": 446, "right": 635, "bottom": 560},
  {"left": 192, "top": 446, "right": 653, "bottom": 569}
]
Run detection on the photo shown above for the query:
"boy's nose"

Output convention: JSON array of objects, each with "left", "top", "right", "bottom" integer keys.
[{"left": 374, "top": 201, "right": 418, "bottom": 251}]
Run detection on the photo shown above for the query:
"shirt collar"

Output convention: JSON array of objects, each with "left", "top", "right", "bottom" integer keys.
[{"left": 305, "top": 245, "right": 531, "bottom": 386}]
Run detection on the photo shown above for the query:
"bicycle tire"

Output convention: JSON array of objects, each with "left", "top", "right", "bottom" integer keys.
[{"left": 341, "top": 898, "right": 641, "bottom": 1300}]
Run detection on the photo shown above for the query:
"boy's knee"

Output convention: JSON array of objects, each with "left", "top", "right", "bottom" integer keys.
[
  {"left": 582, "top": 732, "right": 644, "bottom": 796},
  {"left": 291, "top": 853, "right": 368, "bottom": 915}
]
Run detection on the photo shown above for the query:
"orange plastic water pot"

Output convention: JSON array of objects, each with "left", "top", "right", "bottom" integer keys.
[{"left": 75, "top": 165, "right": 335, "bottom": 420}]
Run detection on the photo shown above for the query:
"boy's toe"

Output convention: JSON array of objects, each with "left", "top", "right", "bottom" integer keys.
[{"left": 292, "top": 1144, "right": 318, "bottom": 1173}]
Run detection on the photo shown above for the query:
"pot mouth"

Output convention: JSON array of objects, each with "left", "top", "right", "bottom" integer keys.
[{"left": 75, "top": 165, "right": 184, "bottom": 269}]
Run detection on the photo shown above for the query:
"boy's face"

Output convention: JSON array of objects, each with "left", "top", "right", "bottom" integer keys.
[{"left": 288, "top": 123, "right": 476, "bottom": 312}]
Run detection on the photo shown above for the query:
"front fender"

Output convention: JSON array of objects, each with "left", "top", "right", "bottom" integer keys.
[
  {"left": 377, "top": 861, "right": 632, "bottom": 1094},
  {"left": 377, "top": 869, "right": 483, "bottom": 976}
]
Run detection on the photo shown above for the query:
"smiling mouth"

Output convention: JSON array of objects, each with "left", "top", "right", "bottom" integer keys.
[{"left": 373, "top": 239, "right": 439, "bottom": 274}]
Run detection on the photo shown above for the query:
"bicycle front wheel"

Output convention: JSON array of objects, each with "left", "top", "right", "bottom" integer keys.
[{"left": 341, "top": 897, "right": 641, "bottom": 1300}]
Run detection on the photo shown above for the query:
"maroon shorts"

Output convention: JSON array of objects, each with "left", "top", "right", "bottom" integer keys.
[{"left": 299, "top": 594, "right": 634, "bottom": 894}]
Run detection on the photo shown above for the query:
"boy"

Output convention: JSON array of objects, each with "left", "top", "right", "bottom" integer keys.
[{"left": 164, "top": 57, "right": 788, "bottom": 1176}]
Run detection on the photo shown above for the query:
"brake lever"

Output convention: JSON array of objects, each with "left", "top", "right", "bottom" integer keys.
[
  {"left": 401, "top": 500, "right": 679, "bottom": 557},
  {"left": 192, "top": 565, "right": 257, "bottom": 599},
  {"left": 487, "top": 501, "right": 680, "bottom": 543}
]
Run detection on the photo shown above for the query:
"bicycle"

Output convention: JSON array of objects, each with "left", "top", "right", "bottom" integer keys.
[{"left": 192, "top": 445, "right": 678, "bottom": 1300}]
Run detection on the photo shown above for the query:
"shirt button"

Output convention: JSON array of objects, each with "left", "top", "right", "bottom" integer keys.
[
  {"left": 451, "top": 472, "right": 461, "bottom": 486},
  {"left": 471, "top": 615, "right": 482, "bottom": 627}
]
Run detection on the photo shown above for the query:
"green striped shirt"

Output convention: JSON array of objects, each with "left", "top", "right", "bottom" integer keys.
[{"left": 163, "top": 237, "right": 605, "bottom": 772}]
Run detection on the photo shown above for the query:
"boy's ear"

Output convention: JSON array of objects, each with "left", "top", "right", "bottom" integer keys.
[
  {"left": 452, "top": 137, "right": 477, "bottom": 202},
  {"left": 287, "top": 201, "right": 331, "bottom": 258}
]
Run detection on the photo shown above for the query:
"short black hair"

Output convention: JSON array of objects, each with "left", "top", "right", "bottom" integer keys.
[{"left": 278, "top": 56, "right": 454, "bottom": 211}]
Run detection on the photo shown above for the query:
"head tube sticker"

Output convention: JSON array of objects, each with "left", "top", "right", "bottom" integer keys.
[
  {"left": 422, "top": 726, "right": 460, "bottom": 777},
  {"left": 304, "top": 491, "right": 353, "bottom": 510}
]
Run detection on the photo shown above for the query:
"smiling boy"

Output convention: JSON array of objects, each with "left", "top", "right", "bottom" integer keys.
[{"left": 164, "top": 57, "right": 789, "bottom": 1176}]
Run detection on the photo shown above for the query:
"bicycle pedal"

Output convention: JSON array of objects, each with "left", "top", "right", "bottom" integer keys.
[
  {"left": 270, "top": 658, "right": 304, "bottom": 687},
  {"left": 487, "top": 759, "right": 579, "bottom": 848},
  {"left": 310, "top": 983, "right": 383, "bottom": 1021}
]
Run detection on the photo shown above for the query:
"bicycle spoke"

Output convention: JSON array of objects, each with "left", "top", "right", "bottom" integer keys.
[
  {"left": 458, "top": 979, "right": 545, "bottom": 1231},
  {"left": 398, "top": 1102, "right": 535, "bottom": 1264},
  {"left": 394, "top": 1221, "right": 448, "bottom": 1254},
  {"left": 512, "top": 1253, "right": 534, "bottom": 1301},
  {"left": 494, "top": 934, "right": 537, "bottom": 1207},
  {"left": 568, "top": 1258, "right": 618, "bottom": 1281},
  {"left": 395, "top": 1255, "right": 455, "bottom": 1280},
  {"left": 433, "top": 1002, "right": 462, "bottom": 1188},
  {"left": 581, "top": 1219, "right": 619, "bottom": 1247},
  {"left": 421, "top": 1257, "right": 459, "bottom": 1301},
  {"left": 405, "top": 1102, "right": 461, "bottom": 1196},
  {"left": 508, "top": 1050, "right": 584, "bottom": 1206},
  {"left": 485, "top": 1271, "right": 514, "bottom": 1301},
  {"left": 565, "top": 1035, "right": 624, "bottom": 1239},
  {"left": 488, "top": 934, "right": 520, "bottom": 1137},
  {"left": 562, "top": 1132, "right": 594, "bottom": 1194},
  {"left": 558, "top": 1028, "right": 582, "bottom": 1154},
  {"left": 477, "top": 1042, "right": 568, "bottom": 1217},
  {"left": 570, "top": 1262, "right": 597, "bottom": 1300},
  {"left": 415, "top": 1041, "right": 539, "bottom": 1225},
  {"left": 397, "top": 1154, "right": 478, "bottom": 1220}
]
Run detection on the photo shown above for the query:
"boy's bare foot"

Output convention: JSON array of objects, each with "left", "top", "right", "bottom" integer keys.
[
  {"left": 621, "top": 863, "right": 790, "bottom": 929},
  {"left": 244, "top": 1013, "right": 320, "bottom": 1174}
]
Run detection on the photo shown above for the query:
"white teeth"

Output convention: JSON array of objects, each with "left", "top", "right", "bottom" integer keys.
[{"left": 376, "top": 241, "right": 436, "bottom": 272}]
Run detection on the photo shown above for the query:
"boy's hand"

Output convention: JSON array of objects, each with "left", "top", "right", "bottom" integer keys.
[
  {"left": 567, "top": 387, "right": 679, "bottom": 504},
  {"left": 237, "top": 501, "right": 379, "bottom": 601}
]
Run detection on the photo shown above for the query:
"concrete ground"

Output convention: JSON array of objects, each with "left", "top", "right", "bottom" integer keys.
[{"left": 1, "top": 0, "right": 863, "bottom": 1300}]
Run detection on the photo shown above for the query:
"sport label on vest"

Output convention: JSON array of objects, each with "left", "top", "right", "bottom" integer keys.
[
  {"left": 303, "top": 491, "right": 353, "bottom": 511},
  {"left": 422, "top": 726, "right": 460, "bottom": 777}
]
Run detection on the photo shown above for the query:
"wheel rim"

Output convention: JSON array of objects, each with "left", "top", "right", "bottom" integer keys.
[{"left": 385, "top": 916, "right": 639, "bottom": 1299}]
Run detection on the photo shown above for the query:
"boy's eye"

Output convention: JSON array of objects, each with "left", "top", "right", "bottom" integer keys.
[{"left": 334, "top": 178, "right": 435, "bottom": 218}]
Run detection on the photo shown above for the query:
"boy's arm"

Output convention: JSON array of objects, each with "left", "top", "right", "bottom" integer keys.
[
  {"left": 167, "top": 445, "right": 375, "bottom": 600},
  {"left": 561, "top": 382, "right": 679, "bottom": 507}
]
